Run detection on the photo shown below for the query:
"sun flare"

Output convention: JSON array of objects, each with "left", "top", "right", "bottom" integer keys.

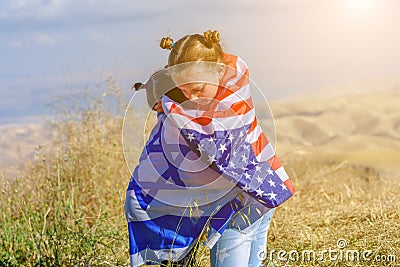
[{"left": 348, "top": 0, "right": 375, "bottom": 12}]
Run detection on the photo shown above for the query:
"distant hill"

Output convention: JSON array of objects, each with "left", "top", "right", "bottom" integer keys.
[
  {"left": 1, "top": 86, "right": 400, "bottom": 179},
  {"left": 269, "top": 87, "right": 400, "bottom": 177}
]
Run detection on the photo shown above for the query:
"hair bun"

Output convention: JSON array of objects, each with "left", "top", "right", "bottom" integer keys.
[
  {"left": 203, "top": 30, "right": 220, "bottom": 44},
  {"left": 160, "top": 36, "right": 174, "bottom": 50}
]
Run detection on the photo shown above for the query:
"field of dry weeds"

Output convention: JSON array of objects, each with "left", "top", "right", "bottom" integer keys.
[{"left": 1, "top": 83, "right": 399, "bottom": 266}]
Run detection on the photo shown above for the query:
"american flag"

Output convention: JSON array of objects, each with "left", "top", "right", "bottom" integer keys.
[{"left": 125, "top": 54, "right": 295, "bottom": 266}]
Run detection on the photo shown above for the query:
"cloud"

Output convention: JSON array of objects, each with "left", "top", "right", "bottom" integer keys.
[
  {"left": 90, "top": 32, "right": 113, "bottom": 43},
  {"left": 0, "top": 0, "right": 64, "bottom": 20},
  {"left": 7, "top": 39, "right": 24, "bottom": 48},
  {"left": 32, "top": 32, "right": 56, "bottom": 45},
  {"left": 0, "top": 0, "right": 323, "bottom": 32},
  {"left": 0, "top": 0, "right": 172, "bottom": 31},
  {"left": 7, "top": 32, "right": 56, "bottom": 48}
]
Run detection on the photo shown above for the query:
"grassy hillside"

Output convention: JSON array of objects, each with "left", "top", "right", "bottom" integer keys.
[
  {"left": 267, "top": 88, "right": 400, "bottom": 266},
  {"left": 1, "top": 80, "right": 399, "bottom": 266},
  {"left": 1, "top": 78, "right": 131, "bottom": 266}
]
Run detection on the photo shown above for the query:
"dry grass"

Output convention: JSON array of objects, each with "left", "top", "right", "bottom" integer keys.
[
  {"left": 267, "top": 153, "right": 400, "bottom": 266},
  {"left": 1, "top": 77, "right": 131, "bottom": 266},
  {"left": 1, "top": 79, "right": 399, "bottom": 266}
]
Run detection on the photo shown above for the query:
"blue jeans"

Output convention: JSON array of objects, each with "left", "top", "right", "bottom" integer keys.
[{"left": 210, "top": 208, "right": 274, "bottom": 267}]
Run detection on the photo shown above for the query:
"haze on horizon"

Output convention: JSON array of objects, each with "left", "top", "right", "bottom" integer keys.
[{"left": 0, "top": 0, "right": 399, "bottom": 124}]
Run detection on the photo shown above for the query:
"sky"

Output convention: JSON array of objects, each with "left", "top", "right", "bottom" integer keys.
[{"left": 0, "top": 0, "right": 399, "bottom": 124}]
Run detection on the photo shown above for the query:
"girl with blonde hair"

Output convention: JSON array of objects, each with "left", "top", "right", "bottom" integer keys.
[{"left": 125, "top": 30, "right": 295, "bottom": 267}]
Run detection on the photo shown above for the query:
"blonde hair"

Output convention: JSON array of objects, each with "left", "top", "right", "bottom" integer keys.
[{"left": 160, "top": 30, "right": 223, "bottom": 67}]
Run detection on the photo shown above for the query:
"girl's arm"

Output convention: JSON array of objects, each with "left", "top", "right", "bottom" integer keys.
[{"left": 153, "top": 99, "right": 164, "bottom": 113}]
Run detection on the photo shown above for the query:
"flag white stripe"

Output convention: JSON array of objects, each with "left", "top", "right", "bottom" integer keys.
[
  {"left": 246, "top": 125, "right": 262, "bottom": 144},
  {"left": 167, "top": 113, "right": 210, "bottom": 134},
  {"left": 275, "top": 166, "right": 289, "bottom": 182},
  {"left": 256, "top": 143, "right": 275, "bottom": 162},
  {"left": 212, "top": 112, "right": 254, "bottom": 130},
  {"left": 167, "top": 111, "right": 255, "bottom": 133}
]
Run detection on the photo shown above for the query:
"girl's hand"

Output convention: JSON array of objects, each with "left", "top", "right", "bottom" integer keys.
[{"left": 153, "top": 99, "right": 164, "bottom": 113}]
